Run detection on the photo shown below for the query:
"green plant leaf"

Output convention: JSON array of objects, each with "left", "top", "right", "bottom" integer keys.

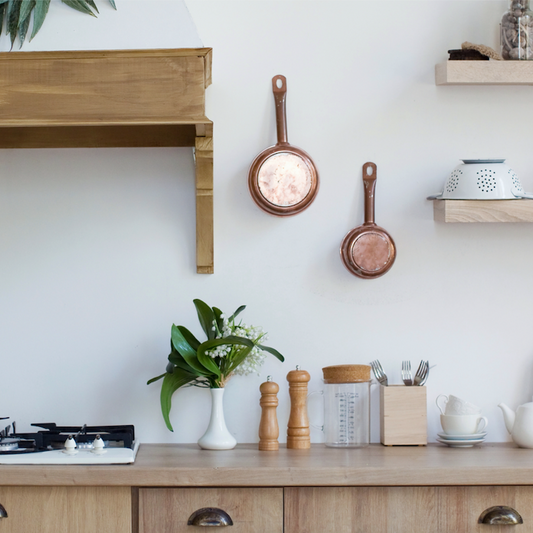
[
  {"left": 226, "top": 345, "right": 253, "bottom": 375},
  {"left": 212, "top": 306, "right": 224, "bottom": 334},
  {"left": 0, "top": 3, "right": 7, "bottom": 36},
  {"left": 160, "top": 368, "right": 197, "bottom": 431},
  {"left": 257, "top": 344, "right": 285, "bottom": 362},
  {"left": 229, "top": 305, "right": 246, "bottom": 322},
  {"left": 168, "top": 345, "right": 204, "bottom": 376},
  {"left": 177, "top": 325, "right": 200, "bottom": 351},
  {"left": 85, "top": 0, "right": 98, "bottom": 12},
  {"left": 7, "top": 0, "right": 22, "bottom": 48},
  {"left": 107, "top": 0, "right": 115, "bottom": 8},
  {"left": 200, "top": 335, "right": 255, "bottom": 352},
  {"left": 30, "top": 0, "right": 50, "bottom": 40},
  {"left": 197, "top": 335, "right": 255, "bottom": 376},
  {"left": 60, "top": 0, "right": 96, "bottom": 17},
  {"left": 171, "top": 324, "right": 209, "bottom": 376},
  {"left": 147, "top": 373, "right": 166, "bottom": 385},
  {"left": 193, "top": 299, "right": 216, "bottom": 340},
  {"left": 195, "top": 343, "right": 225, "bottom": 378},
  {"left": 17, "top": 0, "right": 33, "bottom": 46},
  {"left": 18, "top": 0, "right": 33, "bottom": 22}
]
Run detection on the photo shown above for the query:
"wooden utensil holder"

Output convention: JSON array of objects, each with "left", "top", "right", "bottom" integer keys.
[{"left": 380, "top": 385, "right": 427, "bottom": 446}]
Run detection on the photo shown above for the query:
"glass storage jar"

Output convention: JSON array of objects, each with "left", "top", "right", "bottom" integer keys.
[
  {"left": 314, "top": 364, "right": 371, "bottom": 448},
  {"left": 501, "top": 0, "right": 533, "bottom": 60}
]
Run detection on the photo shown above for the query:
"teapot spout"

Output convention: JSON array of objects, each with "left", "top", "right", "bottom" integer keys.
[{"left": 498, "top": 403, "right": 515, "bottom": 434}]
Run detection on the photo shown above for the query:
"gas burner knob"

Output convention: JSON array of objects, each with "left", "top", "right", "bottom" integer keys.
[
  {"left": 91, "top": 435, "right": 106, "bottom": 455},
  {"left": 63, "top": 435, "right": 78, "bottom": 455}
]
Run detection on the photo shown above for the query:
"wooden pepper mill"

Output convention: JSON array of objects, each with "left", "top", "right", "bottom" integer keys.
[
  {"left": 286, "top": 366, "right": 311, "bottom": 449},
  {"left": 258, "top": 376, "right": 279, "bottom": 451}
]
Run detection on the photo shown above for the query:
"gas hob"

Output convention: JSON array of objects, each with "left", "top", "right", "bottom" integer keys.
[{"left": 0, "top": 419, "right": 139, "bottom": 464}]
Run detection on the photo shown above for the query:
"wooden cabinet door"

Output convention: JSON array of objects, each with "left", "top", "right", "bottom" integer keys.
[
  {"left": 139, "top": 488, "right": 283, "bottom": 533},
  {"left": 285, "top": 486, "right": 533, "bottom": 533},
  {"left": 0, "top": 486, "right": 131, "bottom": 533}
]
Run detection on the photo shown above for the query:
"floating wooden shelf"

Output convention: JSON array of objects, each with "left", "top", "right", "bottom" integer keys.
[
  {"left": 0, "top": 48, "right": 214, "bottom": 273},
  {"left": 435, "top": 60, "right": 533, "bottom": 85},
  {"left": 433, "top": 199, "right": 533, "bottom": 222}
]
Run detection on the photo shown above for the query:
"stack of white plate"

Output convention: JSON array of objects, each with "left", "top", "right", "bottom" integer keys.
[{"left": 436, "top": 432, "right": 486, "bottom": 448}]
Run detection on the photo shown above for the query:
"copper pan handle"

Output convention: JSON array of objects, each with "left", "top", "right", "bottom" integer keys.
[
  {"left": 272, "top": 75, "right": 288, "bottom": 144},
  {"left": 362, "top": 162, "right": 377, "bottom": 225}
]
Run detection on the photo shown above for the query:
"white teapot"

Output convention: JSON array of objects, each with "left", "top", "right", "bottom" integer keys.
[{"left": 499, "top": 399, "right": 533, "bottom": 448}]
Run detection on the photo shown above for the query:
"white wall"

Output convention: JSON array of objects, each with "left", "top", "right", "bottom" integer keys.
[{"left": 0, "top": 0, "right": 529, "bottom": 446}]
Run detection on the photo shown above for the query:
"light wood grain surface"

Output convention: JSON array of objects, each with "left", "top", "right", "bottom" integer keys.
[
  {"left": 139, "top": 488, "right": 283, "bottom": 533},
  {"left": 435, "top": 60, "right": 533, "bottom": 85},
  {"left": 0, "top": 444, "right": 532, "bottom": 487},
  {"left": 433, "top": 199, "right": 533, "bottom": 223},
  {"left": 285, "top": 486, "right": 533, "bottom": 533},
  {"left": 195, "top": 134, "right": 214, "bottom": 274},
  {"left": 0, "top": 486, "right": 131, "bottom": 533},
  {"left": 0, "top": 49, "right": 212, "bottom": 124},
  {"left": 380, "top": 385, "right": 427, "bottom": 445}
]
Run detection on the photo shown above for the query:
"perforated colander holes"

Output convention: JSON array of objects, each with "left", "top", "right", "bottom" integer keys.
[
  {"left": 509, "top": 169, "right": 524, "bottom": 193},
  {"left": 446, "top": 169, "right": 462, "bottom": 192},
  {"left": 476, "top": 169, "right": 497, "bottom": 193}
]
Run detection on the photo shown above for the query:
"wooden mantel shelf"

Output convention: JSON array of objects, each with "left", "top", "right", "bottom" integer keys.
[
  {"left": 436, "top": 60, "right": 533, "bottom": 85},
  {"left": 0, "top": 48, "right": 214, "bottom": 273}
]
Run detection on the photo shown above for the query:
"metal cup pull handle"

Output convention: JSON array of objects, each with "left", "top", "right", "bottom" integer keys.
[
  {"left": 0, "top": 503, "right": 8, "bottom": 518},
  {"left": 478, "top": 506, "right": 523, "bottom": 525},
  {"left": 187, "top": 507, "right": 233, "bottom": 527}
]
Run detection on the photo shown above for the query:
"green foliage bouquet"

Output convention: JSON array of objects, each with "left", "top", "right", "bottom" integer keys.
[
  {"left": 1, "top": 0, "right": 117, "bottom": 49},
  {"left": 148, "top": 299, "right": 284, "bottom": 431}
]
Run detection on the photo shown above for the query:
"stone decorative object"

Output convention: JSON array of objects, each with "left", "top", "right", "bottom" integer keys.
[{"left": 501, "top": 0, "right": 533, "bottom": 60}]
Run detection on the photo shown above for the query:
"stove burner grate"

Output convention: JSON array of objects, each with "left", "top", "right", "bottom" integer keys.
[{"left": 0, "top": 419, "right": 135, "bottom": 455}]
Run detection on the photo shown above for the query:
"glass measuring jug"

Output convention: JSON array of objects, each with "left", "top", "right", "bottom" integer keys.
[{"left": 313, "top": 365, "right": 371, "bottom": 448}]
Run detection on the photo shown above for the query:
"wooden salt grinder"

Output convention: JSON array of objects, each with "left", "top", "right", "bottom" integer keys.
[
  {"left": 286, "top": 366, "right": 311, "bottom": 449},
  {"left": 258, "top": 376, "right": 279, "bottom": 451}
]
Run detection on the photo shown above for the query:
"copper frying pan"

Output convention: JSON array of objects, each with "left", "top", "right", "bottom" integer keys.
[
  {"left": 248, "top": 75, "right": 319, "bottom": 216},
  {"left": 340, "top": 162, "right": 396, "bottom": 279}
]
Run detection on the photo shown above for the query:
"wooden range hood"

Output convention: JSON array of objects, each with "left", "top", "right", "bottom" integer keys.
[{"left": 0, "top": 48, "right": 214, "bottom": 273}]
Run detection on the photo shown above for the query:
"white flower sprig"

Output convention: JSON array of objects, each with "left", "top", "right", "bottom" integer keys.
[{"left": 206, "top": 315, "right": 269, "bottom": 377}]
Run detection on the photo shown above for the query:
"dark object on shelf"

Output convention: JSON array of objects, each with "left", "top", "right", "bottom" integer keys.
[{"left": 448, "top": 49, "right": 489, "bottom": 61}]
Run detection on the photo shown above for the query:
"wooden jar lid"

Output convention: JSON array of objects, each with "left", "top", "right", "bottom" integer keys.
[{"left": 322, "top": 364, "right": 371, "bottom": 383}]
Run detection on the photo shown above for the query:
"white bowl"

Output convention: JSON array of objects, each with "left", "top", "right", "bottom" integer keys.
[{"left": 429, "top": 159, "right": 533, "bottom": 200}]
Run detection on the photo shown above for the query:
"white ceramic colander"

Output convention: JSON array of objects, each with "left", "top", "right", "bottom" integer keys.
[{"left": 428, "top": 159, "right": 533, "bottom": 200}]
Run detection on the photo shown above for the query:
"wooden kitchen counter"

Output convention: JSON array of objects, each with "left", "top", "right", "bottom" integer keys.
[{"left": 0, "top": 443, "right": 531, "bottom": 487}]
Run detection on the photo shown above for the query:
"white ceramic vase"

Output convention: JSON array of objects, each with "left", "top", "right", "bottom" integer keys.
[{"left": 198, "top": 388, "right": 237, "bottom": 450}]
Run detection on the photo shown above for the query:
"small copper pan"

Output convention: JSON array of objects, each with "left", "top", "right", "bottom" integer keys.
[
  {"left": 248, "top": 75, "right": 319, "bottom": 216},
  {"left": 340, "top": 162, "right": 396, "bottom": 279}
]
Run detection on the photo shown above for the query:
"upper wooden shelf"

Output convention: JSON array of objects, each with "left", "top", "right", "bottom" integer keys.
[
  {"left": 0, "top": 48, "right": 214, "bottom": 273},
  {"left": 435, "top": 60, "right": 533, "bottom": 85}
]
